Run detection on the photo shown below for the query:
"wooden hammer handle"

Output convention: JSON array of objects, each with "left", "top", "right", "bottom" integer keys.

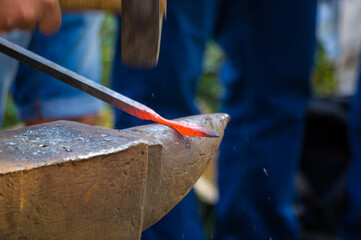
[
  {"left": 59, "top": 0, "right": 122, "bottom": 13},
  {"left": 59, "top": 0, "right": 166, "bottom": 15}
]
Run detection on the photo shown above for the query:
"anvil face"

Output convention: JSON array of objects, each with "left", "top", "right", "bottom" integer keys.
[{"left": 0, "top": 113, "right": 229, "bottom": 240}]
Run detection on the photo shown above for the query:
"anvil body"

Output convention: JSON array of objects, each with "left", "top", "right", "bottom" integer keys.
[{"left": 0, "top": 113, "right": 229, "bottom": 240}]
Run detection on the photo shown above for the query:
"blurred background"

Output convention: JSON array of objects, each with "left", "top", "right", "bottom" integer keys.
[{"left": 1, "top": 13, "right": 339, "bottom": 130}]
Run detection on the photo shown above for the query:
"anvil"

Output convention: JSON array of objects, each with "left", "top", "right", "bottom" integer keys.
[{"left": 0, "top": 113, "right": 229, "bottom": 240}]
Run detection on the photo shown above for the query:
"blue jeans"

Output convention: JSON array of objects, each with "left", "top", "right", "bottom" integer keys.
[
  {"left": 214, "top": 1, "right": 316, "bottom": 239},
  {"left": 340, "top": 65, "right": 361, "bottom": 240},
  {"left": 112, "top": 0, "right": 317, "bottom": 239},
  {"left": 0, "top": 31, "right": 31, "bottom": 128},
  {"left": 112, "top": 2, "right": 219, "bottom": 239},
  {"left": 9, "top": 13, "right": 104, "bottom": 122}
]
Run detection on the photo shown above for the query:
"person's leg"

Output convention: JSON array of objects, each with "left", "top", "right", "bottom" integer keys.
[
  {"left": 340, "top": 65, "right": 361, "bottom": 240},
  {"left": 11, "top": 13, "right": 104, "bottom": 126},
  {"left": 112, "top": 0, "right": 220, "bottom": 125},
  {"left": 0, "top": 31, "right": 31, "bottom": 128},
  {"left": 141, "top": 191, "right": 205, "bottom": 240},
  {"left": 214, "top": 0, "right": 317, "bottom": 239},
  {"left": 111, "top": 0, "right": 220, "bottom": 239}
]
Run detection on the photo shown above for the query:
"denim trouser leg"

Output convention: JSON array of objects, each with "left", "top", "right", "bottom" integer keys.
[
  {"left": 112, "top": 1, "right": 220, "bottom": 239},
  {"left": 0, "top": 31, "right": 31, "bottom": 128},
  {"left": 340, "top": 68, "right": 361, "bottom": 240},
  {"left": 11, "top": 13, "right": 104, "bottom": 121},
  {"left": 215, "top": 1, "right": 317, "bottom": 239},
  {"left": 112, "top": 0, "right": 220, "bottom": 124},
  {"left": 112, "top": 0, "right": 317, "bottom": 239}
]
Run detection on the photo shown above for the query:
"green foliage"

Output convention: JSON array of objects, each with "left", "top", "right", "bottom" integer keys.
[
  {"left": 312, "top": 44, "right": 337, "bottom": 96},
  {"left": 98, "top": 15, "right": 118, "bottom": 128},
  {"left": 100, "top": 14, "right": 117, "bottom": 87},
  {"left": 2, "top": 96, "right": 20, "bottom": 130},
  {"left": 197, "top": 42, "right": 225, "bottom": 113}
]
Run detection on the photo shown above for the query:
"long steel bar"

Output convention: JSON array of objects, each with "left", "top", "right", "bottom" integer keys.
[{"left": 0, "top": 37, "right": 218, "bottom": 137}]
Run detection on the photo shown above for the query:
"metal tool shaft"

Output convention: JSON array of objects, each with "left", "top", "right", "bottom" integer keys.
[{"left": 0, "top": 37, "right": 218, "bottom": 137}]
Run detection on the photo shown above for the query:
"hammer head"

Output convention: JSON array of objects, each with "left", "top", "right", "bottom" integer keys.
[
  {"left": 59, "top": 0, "right": 166, "bottom": 68},
  {"left": 121, "top": 0, "right": 166, "bottom": 68}
]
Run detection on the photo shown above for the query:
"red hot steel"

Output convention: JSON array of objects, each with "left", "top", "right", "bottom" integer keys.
[{"left": 0, "top": 37, "right": 219, "bottom": 138}]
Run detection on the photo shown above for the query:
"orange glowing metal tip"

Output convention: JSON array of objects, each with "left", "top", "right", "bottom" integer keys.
[
  {"left": 0, "top": 37, "right": 218, "bottom": 138},
  {"left": 118, "top": 97, "right": 219, "bottom": 137}
]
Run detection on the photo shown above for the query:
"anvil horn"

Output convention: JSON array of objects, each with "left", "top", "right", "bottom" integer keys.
[{"left": 0, "top": 113, "right": 229, "bottom": 239}]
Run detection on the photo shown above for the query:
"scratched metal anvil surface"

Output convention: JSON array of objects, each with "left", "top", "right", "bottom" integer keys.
[{"left": 0, "top": 113, "right": 229, "bottom": 240}]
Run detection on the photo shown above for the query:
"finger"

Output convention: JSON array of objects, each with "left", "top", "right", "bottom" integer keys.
[
  {"left": 38, "top": 0, "right": 62, "bottom": 35},
  {"left": 11, "top": 1, "right": 38, "bottom": 32},
  {"left": 0, "top": 29, "right": 10, "bottom": 36},
  {"left": 0, "top": 22, "right": 11, "bottom": 35},
  {"left": 9, "top": 15, "right": 37, "bottom": 33},
  {"left": 0, "top": 15, "right": 15, "bottom": 35},
  {"left": 16, "top": 22, "right": 37, "bottom": 32}
]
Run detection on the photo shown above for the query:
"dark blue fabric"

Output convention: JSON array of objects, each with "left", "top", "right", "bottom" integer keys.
[
  {"left": 112, "top": 0, "right": 220, "bottom": 126},
  {"left": 112, "top": 0, "right": 317, "bottom": 239},
  {"left": 214, "top": 1, "right": 317, "bottom": 239},
  {"left": 340, "top": 63, "right": 361, "bottom": 240},
  {"left": 112, "top": 0, "right": 218, "bottom": 240},
  {"left": 112, "top": 1, "right": 220, "bottom": 239},
  {"left": 142, "top": 191, "right": 205, "bottom": 240}
]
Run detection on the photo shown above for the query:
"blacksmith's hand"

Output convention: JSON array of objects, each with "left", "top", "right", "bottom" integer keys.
[{"left": 0, "top": 0, "right": 62, "bottom": 35}]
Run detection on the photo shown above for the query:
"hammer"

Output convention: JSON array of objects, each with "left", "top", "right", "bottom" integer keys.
[{"left": 59, "top": 0, "right": 167, "bottom": 68}]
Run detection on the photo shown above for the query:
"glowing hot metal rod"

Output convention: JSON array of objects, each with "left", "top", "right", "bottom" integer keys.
[{"left": 0, "top": 37, "right": 218, "bottom": 138}]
